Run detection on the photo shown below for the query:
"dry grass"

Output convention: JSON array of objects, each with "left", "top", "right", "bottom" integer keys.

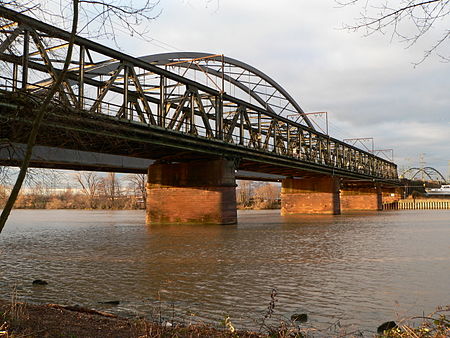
[
  {"left": 1, "top": 297, "right": 448, "bottom": 337},
  {"left": 0, "top": 299, "right": 263, "bottom": 338},
  {"left": 379, "top": 306, "right": 450, "bottom": 338}
]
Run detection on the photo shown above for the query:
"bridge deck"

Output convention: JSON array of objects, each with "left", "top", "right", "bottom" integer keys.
[{"left": 0, "top": 93, "right": 397, "bottom": 184}]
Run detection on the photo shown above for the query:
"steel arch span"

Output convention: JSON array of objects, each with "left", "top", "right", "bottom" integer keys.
[
  {"left": 140, "top": 52, "right": 314, "bottom": 129},
  {"left": 45, "top": 52, "right": 315, "bottom": 129},
  {"left": 400, "top": 167, "right": 446, "bottom": 183}
]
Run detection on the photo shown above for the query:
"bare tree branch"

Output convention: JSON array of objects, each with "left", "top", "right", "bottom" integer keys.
[
  {"left": 77, "top": 0, "right": 161, "bottom": 46},
  {"left": 75, "top": 172, "right": 100, "bottom": 208},
  {"left": 337, "top": 0, "right": 449, "bottom": 64},
  {"left": 124, "top": 173, "right": 147, "bottom": 206}
]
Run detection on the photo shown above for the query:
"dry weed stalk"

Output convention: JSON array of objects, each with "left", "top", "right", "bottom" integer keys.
[
  {"left": 8, "top": 285, "right": 26, "bottom": 325},
  {"left": 378, "top": 306, "right": 449, "bottom": 338},
  {"left": 0, "top": 322, "right": 9, "bottom": 338}
]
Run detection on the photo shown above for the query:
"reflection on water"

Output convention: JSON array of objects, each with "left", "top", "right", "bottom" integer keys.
[{"left": 1, "top": 209, "right": 449, "bottom": 333}]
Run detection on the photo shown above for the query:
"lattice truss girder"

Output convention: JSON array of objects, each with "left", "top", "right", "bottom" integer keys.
[
  {"left": 0, "top": 6, "right": 398, "bottom": 180},
  {"left": 142, "top": 52, "right": 314, "bottom": 128}
]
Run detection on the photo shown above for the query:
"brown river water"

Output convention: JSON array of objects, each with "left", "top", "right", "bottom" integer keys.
[{"left": 0, "top": 209, "right": 449, "bottom": 334}]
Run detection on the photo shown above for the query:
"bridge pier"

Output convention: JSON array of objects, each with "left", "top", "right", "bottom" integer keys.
[
  {"left": 146, "top": 159, "right": 237, "bottom": 225},
  {"left": 281, "top": 176, "right": 341, "bottom": 215},
  {"left": 381, "top": 186, "right": 403, "bottom": 204},
  {"left": 340, "top": 183, "right": 382, "bottom": 212}
]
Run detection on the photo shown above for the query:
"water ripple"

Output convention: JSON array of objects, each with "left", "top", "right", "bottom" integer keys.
[{"left": 1, "top": 209, "right": 449, "bottom": 332}]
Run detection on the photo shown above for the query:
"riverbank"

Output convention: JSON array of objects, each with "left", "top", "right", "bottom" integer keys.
[
  {"left": 1, "top": 299, "right": 449, "bottom": 337},
  {"left": 0, "top": 299, "right": 261, "bottom": 337}
]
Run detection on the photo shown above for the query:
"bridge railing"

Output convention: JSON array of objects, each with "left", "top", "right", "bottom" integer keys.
[{"left": 0, "top": 6, "right": 398, "bottom": 180}]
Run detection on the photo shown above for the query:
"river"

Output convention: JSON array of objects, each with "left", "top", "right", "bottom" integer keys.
[{"left": 1, "top": 209, "right": 449, "bottom": 335}]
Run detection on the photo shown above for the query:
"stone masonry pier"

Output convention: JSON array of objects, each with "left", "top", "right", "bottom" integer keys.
[
  {"left": 281, "top": 176, "right": 341, "bottom": 215},
  {"left": 340, "top": 183, "right": 382, "bottom": 211},
  {"left": 146, "top": 159, "right": 237, "bottom": 224}
]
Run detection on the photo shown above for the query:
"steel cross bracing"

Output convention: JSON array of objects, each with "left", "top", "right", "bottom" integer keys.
[{"left": 0, "top": 6, "right": 398, "bottom": 181}]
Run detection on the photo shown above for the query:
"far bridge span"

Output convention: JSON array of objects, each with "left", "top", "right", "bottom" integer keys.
[{"left": 0, "top": 6, "right": 400, "bottom": 224}]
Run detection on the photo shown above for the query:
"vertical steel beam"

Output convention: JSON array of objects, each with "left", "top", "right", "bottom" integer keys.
[
  {"left": 215, "top": 95, "right": 223, "bottom": 140},
  {"left": 78, "top": 45, "right": 85, "bottom": 109},
  {"left": 221, "top": 54, "right": 225, "bottom": 94},
  {"left": 123, "top": 65, "right": 129, "bottom": 120},
  {"left": 326, "top": 138, "right": 330, "bottom": 164},
  {"left": 273, "top": 120, "right": 277, "bottom": 153},
  {"left": 287, "top": 122, "right": 291, "bottom": 155},
  {"left": 12, "top": 63, "right": 18, "bottom": 91},
  {"left": 239, "top": 107, "right": 244, "bottom": 145},
  {"left": 21, "top": 29, "right": 29, "bottom": 89},
  {"left": 159, "top": 75, "right": 165, "bottom": 127},
  {"left": 319, "top": 136, "right": 323, "bottom": 163},
  {"left": 190, "top": 93, "right": 195, "bottom": 133},
  {"left": 298, "top": 129, "right": 303, "bottom": 159},
  {"left": 309, "top": 132, "right": 312, "bottom": 161},
  {"left": 96, "top": 85, "right": 101, "bottom": 113},
  {"left": 257, "top": 111, "right": 262, "bottom": 149}
]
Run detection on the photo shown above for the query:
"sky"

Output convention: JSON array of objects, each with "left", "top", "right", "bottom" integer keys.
[
  {"left": 10, "top": 0, "right": 450, "bottom": 179},
  {"left": 95, "top": 0, "right": 449, "bottom": 178}
]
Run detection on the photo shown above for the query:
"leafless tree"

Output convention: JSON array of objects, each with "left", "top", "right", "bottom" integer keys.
[
  {"left": 237, "top": 180, "right": 253, "bottom": 207},
  {"left": 0, "top": 166, "right": 11, "bottom": 187},
  {"left": 0, "top": 0, "right": 160, "bottom": 233},
  {"left": 99, "top": 172, "right": 121, "bottom": 208},
  {"left": 254, "top": 183, "right": 280, "bottom": 202},
  {"left": 75, "top": 172, "right": 100, "bottom": 208},
  {"left": 124, "top": 173, "right": 147, "bottom": 206},
  {"left": 0, "top": 139, "right": 14, "bottom": 186},
  {"left": 337, "top": 0, "right": 449, "bottom": 64},
  {"left": 24, "top": 168, "right": 64, "bottom": 193}
]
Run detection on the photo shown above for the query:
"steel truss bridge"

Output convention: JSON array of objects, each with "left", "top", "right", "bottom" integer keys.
[{"left": 0, "top": 6, "right": 398, "bottom": 183}]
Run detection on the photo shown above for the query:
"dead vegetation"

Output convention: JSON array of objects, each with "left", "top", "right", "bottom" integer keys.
[
  {"left": 0, "top": 299, "right": 263, "bottom": 338},
  {"left": 1, "top": 298, "right": 449, "bottom": 337}
]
